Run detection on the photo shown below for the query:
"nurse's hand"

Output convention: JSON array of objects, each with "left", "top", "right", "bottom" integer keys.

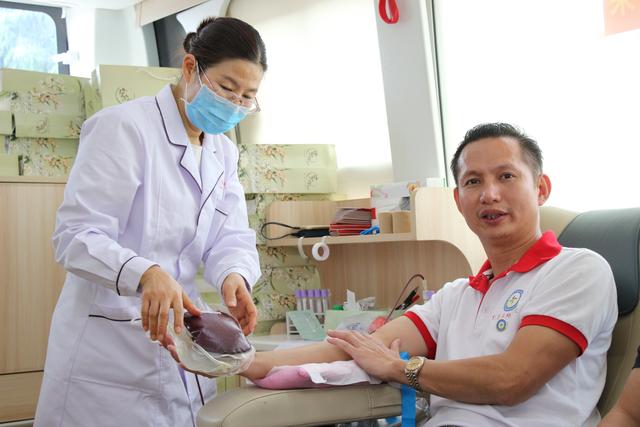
[
  {"left": 221, "top": 273, "right": 257, "bottom": 335},
  {"left": 139, "top": 266, "right": 201, "bottom": 342}
]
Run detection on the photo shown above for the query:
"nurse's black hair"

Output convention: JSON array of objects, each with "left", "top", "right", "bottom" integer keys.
[
  {"left": 183, "top": 17, "right": 267, "bottom": 72},
  {"left": 450, "top": 122, "right": 543, "bottom": 185}
]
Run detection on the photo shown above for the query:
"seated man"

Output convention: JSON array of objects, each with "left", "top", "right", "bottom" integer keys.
[
  {"left": 600, "top": 346, "right": 640, "bottom": 426},
  {"left": 171, "top": 123, "right": 619, "bottom": 426}
]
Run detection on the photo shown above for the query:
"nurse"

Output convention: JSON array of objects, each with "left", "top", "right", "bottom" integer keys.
[{"left": 35, "top": 17, "right": 265, "bottom": 427}]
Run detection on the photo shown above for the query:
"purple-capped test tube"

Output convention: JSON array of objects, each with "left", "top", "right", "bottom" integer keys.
[
  {"left": 313, "top": 289, "right": 322, "bottom": 313},
  {"left": 300, "top": 289, "right": 309, "bottom": 310},
  {"left": 321, "top": 289, "right": 329, "bottom": 313},
  {"left": 306, "top": 289, "right": 314, "bottom": 312},
  {"left": 295, "top": 289, "right": 303, "bottom": 311}
]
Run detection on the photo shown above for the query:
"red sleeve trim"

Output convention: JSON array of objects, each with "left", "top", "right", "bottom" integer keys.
[
  {"left": 404, "top": 311, "right": 437, "bottom": 359},
  {"left": 520, "top": 314, "right": 588, "bottom": 355}
]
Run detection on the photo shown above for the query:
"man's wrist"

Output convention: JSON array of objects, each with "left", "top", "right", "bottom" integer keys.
[
  {"left": 404, "top": 356, "right": 426, "bottom": 392},
  {"left": 242, "top": 352, "right": 269, "bottom": 380}
]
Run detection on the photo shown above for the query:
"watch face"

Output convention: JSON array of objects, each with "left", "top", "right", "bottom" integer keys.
[{"left": 407, "top": 357, "right": 423, "bottom": 370}]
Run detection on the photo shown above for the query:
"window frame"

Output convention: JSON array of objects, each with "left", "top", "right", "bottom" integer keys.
[
  {"left": 153, "top": 12, "right": 187, "bottom": 68},
  {"left": 0, "top": 1, "right": 69, "bottom": 74}
]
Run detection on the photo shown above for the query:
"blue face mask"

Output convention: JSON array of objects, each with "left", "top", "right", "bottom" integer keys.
[{"left": 184, "top": 70, "right": 249, "bottom": 135}]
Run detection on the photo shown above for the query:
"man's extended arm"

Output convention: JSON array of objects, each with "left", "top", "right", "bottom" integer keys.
[
  {"left": 326, "top": 323, "right": 580, "bottom": 406},
  {"left": 245, "top": 314, "right": 579, "bottom": 407},
  {"left": 242, "top": 316, "right": 428, "bottom": 380}
]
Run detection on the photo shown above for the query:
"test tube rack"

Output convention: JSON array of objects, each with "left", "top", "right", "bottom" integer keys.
[{"left": 287, "top": 289, "right": 330, "bottom": 337}]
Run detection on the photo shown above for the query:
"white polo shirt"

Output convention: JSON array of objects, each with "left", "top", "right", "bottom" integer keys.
[{"left": 405, "top": 231, "right": 618, "bottom": 427}]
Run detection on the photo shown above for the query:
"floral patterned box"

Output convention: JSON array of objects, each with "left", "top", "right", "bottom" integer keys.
[
  {"left": 252, "top": 266, "right": 321, "bottom": 321},
  {"left": 14, "top": 111, "right": 82, "bottom": 139},
  {"left": 4, "top": 137, "right": 78, "bottom": 176},
  {"left": 0, "top": 111, "right": 10, "bottom": 136},
  {"left": 6, "top": 92, "right": 85, "bottom": 116},
  {"left": 257, "top": 246, "right": 313, "bottom": 268},
  {"left": 92, "top": 64, "right": 181, "bottom": 109},
  {"left": 0, "top": 68, "right": 86, "bottom": 141},
  {"left": 0, "top": 68, "right": 83, "bottom": 94},
  {"left": 269, "top": 266, "right": 321, "bottom": 294},
  {"left": 79, "top": 78, "right": 101, "bottom": 118},
  {"left": 0, "top": 68, "right": 85, "bottom": 116},
  {"left": 239, "top": 143, "right": 337, "bottom": 168},
  {"left": 238, "top": 143, "right": 337, "bottom": 194}
]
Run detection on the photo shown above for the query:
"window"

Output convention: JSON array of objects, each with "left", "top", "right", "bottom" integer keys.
[
  {"left": 154, "top": 13, "right": 186, "bottom": 68},
  {"left": 435, "top": 0, "right": 640, "bottom": 211},
  {"left": 0, "top": 1, "right": 69, "bottom": 74}
]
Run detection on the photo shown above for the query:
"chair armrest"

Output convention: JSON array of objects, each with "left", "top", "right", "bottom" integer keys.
[{"left": 197, "top": 384, "right": 402, "bottom": 427}]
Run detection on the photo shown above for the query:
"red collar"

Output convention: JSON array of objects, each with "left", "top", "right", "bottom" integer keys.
[{"left": 468, "top": 231, "right": 562, "bottom": 294}]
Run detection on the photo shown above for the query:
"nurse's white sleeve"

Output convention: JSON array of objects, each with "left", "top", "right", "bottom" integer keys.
[
  {"left": 52, "top": 108, "right": 157, "bottom": 297},
  {"left": 202, "top": 143, "right": 260, "bottom": 292}
]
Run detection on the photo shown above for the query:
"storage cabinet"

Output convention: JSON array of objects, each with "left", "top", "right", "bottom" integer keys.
[
  {"left": 0, "top": 372, "right": 43, "bottom": 423},
  {"left": 265, "top": 187, "right": 486, "bottom": 308},
  {"left": 0, "top": 178, "right": 66, "bottom": 422}
]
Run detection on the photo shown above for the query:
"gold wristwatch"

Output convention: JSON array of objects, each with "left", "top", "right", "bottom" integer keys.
[{"left": 404, "top": 356, "right": 425, "bottom": 392}]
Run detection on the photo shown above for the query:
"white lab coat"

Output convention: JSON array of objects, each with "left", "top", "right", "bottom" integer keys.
[{"left": 34, "top": 84, "right": 260, "bottom": 427}]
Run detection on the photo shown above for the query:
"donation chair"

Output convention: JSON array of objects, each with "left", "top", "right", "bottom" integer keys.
[{"left": 197, "top": 206, "right": 640, "bottom": 427}]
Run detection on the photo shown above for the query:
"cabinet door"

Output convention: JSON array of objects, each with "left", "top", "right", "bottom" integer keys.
[
  {"left": 0, "top": 372, "right": 42, "bottom": 422},
  {"left": 0, "top": 182, "right": 66, "bottom": 374}
]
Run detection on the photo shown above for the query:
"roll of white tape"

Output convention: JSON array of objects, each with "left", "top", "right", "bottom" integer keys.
[{"left": 311, "top": 236, "right": 330, "bottom": 261}]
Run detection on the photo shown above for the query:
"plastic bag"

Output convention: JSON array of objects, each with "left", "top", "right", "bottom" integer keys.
[
  {"left": 335, "top": 311, "right": 385, "bottom": 334},
  {"left": 167, "top": 311, "right": 255, "bottom": 377}
]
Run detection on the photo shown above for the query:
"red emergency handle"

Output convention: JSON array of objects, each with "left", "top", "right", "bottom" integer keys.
[{"left": 379, "top": 0, "right": 399, "bottom": 24}]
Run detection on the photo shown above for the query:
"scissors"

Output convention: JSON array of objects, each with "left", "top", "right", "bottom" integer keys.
[{"left": 360, "top": 225, "right": 380, "bottom": 235}]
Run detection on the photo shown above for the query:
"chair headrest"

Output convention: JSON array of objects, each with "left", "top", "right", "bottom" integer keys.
[{"left": 558, "top": 208, "right": 640, "bottom": 316}]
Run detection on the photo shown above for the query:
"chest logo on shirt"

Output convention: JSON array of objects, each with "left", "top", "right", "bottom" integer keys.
[
  {"left": 504, "top": 289, "right": 524, "bottom": 312},
  {"left": 496, "top": 319, "right": 508, "bottom": 332}
]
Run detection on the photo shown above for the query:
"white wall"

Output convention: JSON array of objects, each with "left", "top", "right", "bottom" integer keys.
[
  {"left": 229, "top": 0, "right": 393, "bottom": 198},
  {"left": 375, "top": 0, "right": 445, "bottom": 183},
  {"left": 66, "top": 5, "right": 158, "bottom": 78}
]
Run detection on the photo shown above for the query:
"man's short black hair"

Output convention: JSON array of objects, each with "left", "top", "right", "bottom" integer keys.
[{"left": 450, "top": 123, "right": 543, "bottom": 185}]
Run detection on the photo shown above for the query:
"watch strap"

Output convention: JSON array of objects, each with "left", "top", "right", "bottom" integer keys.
[{"left": 405, "top": 356, "right": 425, "bottom": 392}]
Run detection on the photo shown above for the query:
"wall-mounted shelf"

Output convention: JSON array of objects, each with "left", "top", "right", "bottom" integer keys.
[
  {"left": 265, "top": 187, "right": 486, "bottom": 308},
  {"left": 269, "top": 232, "right": 415, "bottom": 246},
  {"left": 266, "top": 187, "right": 485, "bottom": 272}
]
